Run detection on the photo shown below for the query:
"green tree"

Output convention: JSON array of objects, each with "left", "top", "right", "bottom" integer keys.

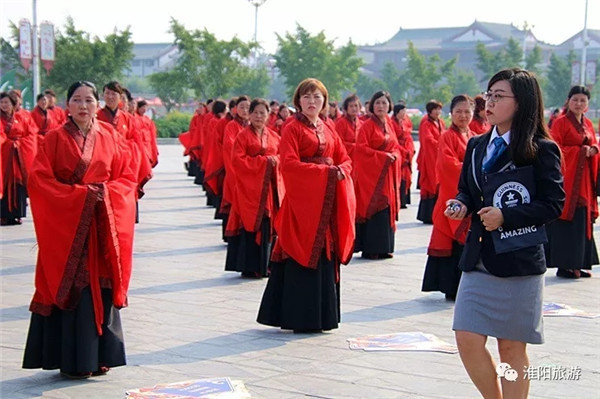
[
  {"left": 230, "top": 66, "right": 270, "bottom": 98},
  {"left": 525, "top": 45, "right": 544, "bottom": 75},
  {"left": 545, "top": 51, "right": 576, "bottom": 108},
  {"left": 45, "top": 17, "right": 133, "bottom": 95},
  {"left": 504, "top": 37, "right": 523, "bottom": 67},
  {"left": 452, "top": 69, "right": 481, "bottom": 97},
  {"left": 404, "top": 41, "right": 456, "bottom": 105},
  {"left": 354, "top": 73, "right": 385, "bottom": 103},
  {"left": 380, "top": 62, "right": 409, "bottom": 102},
  {"left": 169, "top": 19, "right": 262, "bottom": 100},
  {"left": 148, "top": 70, "right": 188, "bottom": 113},
  {"left": 274, "top": 24, "right": 363, "bottom": 100}
]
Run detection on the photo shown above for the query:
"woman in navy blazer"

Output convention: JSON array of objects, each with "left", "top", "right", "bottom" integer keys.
[{"left": 446, "top": 68, "right": 565, "bottom": 399}]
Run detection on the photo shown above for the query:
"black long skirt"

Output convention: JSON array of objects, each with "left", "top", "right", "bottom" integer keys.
[
  {"left": 225, "top": 218, "right": 271, "bottom": 277},
  {"left": 545, "top": 206, "right": 599, "bottom": 270},
  {"left": 1, "top": 184, "right": 27, "bottom": 221},
  {"left": 22, "top": 287, "right": 126, "bottom": 374},
  {"left": 187, "top": 160, "right": 198, "bottom": 177},
  {"left": 400, "top": 179, "right": 411, "bottom": 208},
  {"left": 194, "top": 168, "right": 205, "bottom": 186},
  {"left": 421, "top": 241, "right": 463, "bottom": 298},
  {"left": 257, "top": 252, "right": 340, "bottom": 331},
  {"left": 355, "top": 207, "right": 395, "bottom": 256},
  {"left": 417, "top": 194, "right": 437, "bottom": 224}
]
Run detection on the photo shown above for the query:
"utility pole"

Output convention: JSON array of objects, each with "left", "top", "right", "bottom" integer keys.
[
  {"left": 248, "top": 0, "right": 267, "bottom": 67},
  {"left": 32, "top": 0, "right": 40, "bottom": 99},
  {"left": 580, "top": 0, "right": 589, "bottom": 85}
]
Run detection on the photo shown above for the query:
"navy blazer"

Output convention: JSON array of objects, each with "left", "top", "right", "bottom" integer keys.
[{"left": 455, "top": 132, "right": 565, "bottom": 277}]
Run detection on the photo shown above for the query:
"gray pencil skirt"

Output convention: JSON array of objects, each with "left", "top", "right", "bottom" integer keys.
[{"left": 452, "top": 261, "right": 544, "bottom": 344}]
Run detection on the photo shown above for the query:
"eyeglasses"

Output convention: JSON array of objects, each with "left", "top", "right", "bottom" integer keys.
[{"left": 482, "top": 92, "right": 515, "bottom": 103}]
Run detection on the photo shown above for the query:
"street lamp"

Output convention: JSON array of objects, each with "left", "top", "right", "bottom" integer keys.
[{"left": 248, "top": 0, "right": 267, "bottom": 66}]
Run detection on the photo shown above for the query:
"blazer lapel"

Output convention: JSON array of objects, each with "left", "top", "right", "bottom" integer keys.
[{"left": 472, "top": 133, "right": 490, "bottom": 191}]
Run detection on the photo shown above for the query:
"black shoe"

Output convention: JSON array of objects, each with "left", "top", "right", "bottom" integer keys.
[
  {"left": 60, "top": 371, "right": 92, "bottom": 379},
  {"left": 556, "top": 269, "right": 578, "bottom": 279},
  {"left": 445, "top": 293, "right": 456, "bottom": 301},
  {"left": 293, "top": 329, "right": 323, "bottom": 334},
  {"left": 579, "top": 270, "right": 592, "bottom": 278}
]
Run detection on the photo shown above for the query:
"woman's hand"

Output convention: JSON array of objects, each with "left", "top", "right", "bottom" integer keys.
[
  {"left": 477, "top": 206, "right": 504, "bottom": 231},
  {"left": 584, "top": 145, "right": 598, "bottom": 158},
  {"left": 445, "top": 199, "right": 467, "bottom": 220},
  {"left": 387, "top": 152, "right": 396, "bottom": 162}
]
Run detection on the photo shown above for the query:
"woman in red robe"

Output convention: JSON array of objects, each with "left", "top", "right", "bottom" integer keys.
[
  {"left": 30, "top": 94, "right": 58, "bottom": 148},
  {"left": 22, "top": 81, "right": 137, "bottom": 379},
  {"left": 269, "top": 102, "right": 291, "bottom": 135},
  {"left": 546, "top": 86, "right": 599, "bottom": 278},
  {"left": 391, "top": 101, "right": 415, "bottom": 208},
  {"left": 0, "top": 91, "right": 38, "bottom": 225},
  {"left": 417, "top": 100, "right": 445, "bottom": 224},
  {"left": 202, "top": 100, "right": 228, "bottom": 208},
  {"left": 224, "top": 98, "right": 283, "bottom": 277},
  {"left": 220, "top": 96, "right": 251, "bottom": 239},
  {"left": 353, "top": 91, "right": 401, "bottom": 259},
  {"left": 257, "top": 78, "right": 356, "bottom": 332},
  {"left": 468, "top": 95, "right": 491, "bottom": 135},
  {"left": 185, "top": 102, "right": 207, "bottom": 177},
  {"left": 422, "top": 95, "right": 475, "bottom": 300},
  {"left": 334, "top": 93, "right": 362, "bottom": 159}
]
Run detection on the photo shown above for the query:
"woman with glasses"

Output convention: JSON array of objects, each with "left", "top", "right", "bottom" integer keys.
[
  {"left": 0, "top": 91, "right": 38, "bottom": 225},
  {"left": 22, "top": 81, "right": 137, "bottom": 379},
  {"left": 422, "top": 94, "right": 475, "bottom": 301},
  {"left": 545, "top": 86, "right": 599, "bottom": 278},
  {"left": 417, "top": 99, "right": 445, "bottom": 224},
  {"left": 257, "top": 78, "right": 355, "bottom": 333},
  {"left": 446, "top": 69, "right": 564, "bottom": 399},
  {"left": 353, "top": 91, "right": 402, "bottom": 260}
]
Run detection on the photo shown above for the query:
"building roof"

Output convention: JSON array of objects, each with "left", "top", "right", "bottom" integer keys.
[
  {"left": 558, "top": 29, "right": 600, "bottom": 48},
  {"left": 132, "top": 43, "right": 177, "bottom": 60},
  {"left": 361, "top": 20, "right": 547, "bottom": 53}
]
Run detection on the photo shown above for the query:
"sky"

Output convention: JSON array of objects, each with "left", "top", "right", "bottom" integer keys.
[{"left": 1, "top": 0, "right": 598, "bottom": 54}]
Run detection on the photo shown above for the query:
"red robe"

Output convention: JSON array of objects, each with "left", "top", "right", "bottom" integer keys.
[
  {"left": 272, "top": 113, "right": 356, "bottom": 269},
  {"left": 204, "top": 115, "right": 232, "bottom": 196},
  {"left": 1, "top": 111, "right": 38, "bottom": 211},
  {"left": 392, "top": 116, "right": 415, "bottom": 198},
  {"left": 47, "top": 105, "right": 67, "bottom": 126},
  {"left": 469, "top": 117, "right": 491, "bottom": 135},
  {"left": 354, "top": 115, "right": 402, "bottom": 228},
  {"left": 220, "top": 117, "right": 249, "bottom": 215},
  {"left": 97, "top": 107, "right": 153, "bottom": 197},
  {"left": 30, "top": 106, "right": 58, "bottom": 141},
  {"left": 225, "top": 126, "right": 283, "bottom": 242},
  {"left": 334, "top": 115, "right": 362, "bottom": 159},
  {"left": 427, "top": 126, "right": 473, "bottom": 256},
  {"left": 135, "top": 112, "right": 159, "bottom": 168},
  {"left": 27, "top": 119, "right": 137, "bottom": 335},
  {"left": 551, "top": 112, "right": 599, "bottom": 239},
  {"left": 202, "top": 115, "right": 226, "bottom": 194},
  {"left": 417, "top": 115, "right": 446, "bottom": 199},
  {"left": 187, "top": 112, "right": 204, "bottom": 160}
]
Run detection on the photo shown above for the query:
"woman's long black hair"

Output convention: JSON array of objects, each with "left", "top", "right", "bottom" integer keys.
[{"left": 487, "top": 68, "right": 550, "bottom": 165}]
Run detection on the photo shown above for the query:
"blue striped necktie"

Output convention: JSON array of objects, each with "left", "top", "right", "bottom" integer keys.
[{"left": 483, "top": 136, "right": 507, "bottom": 173}]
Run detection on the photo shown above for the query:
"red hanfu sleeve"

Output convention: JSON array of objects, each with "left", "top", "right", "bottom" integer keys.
[
  {"left": 353, "top": 119, "right": 401, "bottom": 226},
  {"left": 28, "top": 124, "right": 137, "bottom": 334},
  {"left": 551, "top": 115, "right": 599, "bottom": 231},
  {"left": 274, "top": 122, "right": 355, "bottom": 268}
]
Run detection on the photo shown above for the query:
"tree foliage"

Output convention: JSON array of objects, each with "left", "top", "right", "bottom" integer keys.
[
  {"left": 403, "top": 42, "right": 456, "bottom": 105},
  {"left": 545, "top": 51, "right": 576, "bottom": 108},
  {"left": 44, "top": 17, "right": 133, "bottom": 96},
  {"left": 274, "top": 24, "right": 363, "bottom": 100},
  {"left": 354, "top": 73, "right": 385, "bottom": 103},
  {"left": 168, "top": 19, "right": 265, "bottom": 100},
  {"left": 231, "top": 66, "right": 270, "bottom": 98},
  {"left": 148, "top": 70, "right": 188, "bottom": 113}
]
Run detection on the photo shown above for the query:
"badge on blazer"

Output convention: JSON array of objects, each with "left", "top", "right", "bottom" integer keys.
[{"left": 493, "top": 181, "right": 530, "bottom": 209}]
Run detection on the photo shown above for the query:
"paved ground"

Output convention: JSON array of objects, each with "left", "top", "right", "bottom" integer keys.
[{"left": 1, "top": 143, "right": 599, "bottom": 399}]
